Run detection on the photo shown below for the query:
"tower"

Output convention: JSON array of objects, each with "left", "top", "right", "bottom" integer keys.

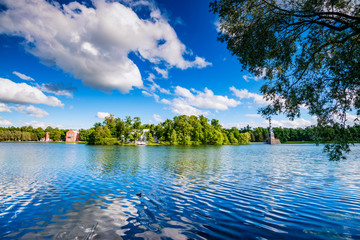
[
  {"left": 266, "top": 118, "right": 281, "bottom": 144},
  {"left": 268, "top": 119, "right": 275, "bottom": 139}
]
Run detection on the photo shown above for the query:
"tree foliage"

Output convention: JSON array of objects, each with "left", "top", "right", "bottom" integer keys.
[
  {"left": 2, "top": 116, "right": 360, "bottom": 150},
  {"left": 211, "top": 0, "right": 360, "bottom": 160}
]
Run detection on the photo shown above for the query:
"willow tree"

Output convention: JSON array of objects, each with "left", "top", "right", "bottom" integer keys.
[{"left": 211, "top": 0, "right": 360, "bottom": 160}]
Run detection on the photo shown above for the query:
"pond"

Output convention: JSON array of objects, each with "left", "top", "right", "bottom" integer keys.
[{"left": 0, "top": 143, "right": 360, "bottom": 239}]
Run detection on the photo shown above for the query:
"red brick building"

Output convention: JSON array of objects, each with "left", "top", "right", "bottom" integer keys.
[
  {"left": 40, "top": 132, "right": 51, "bottom": 141},
  {"left": 66, "top": 129, "right": 79, "bottom": 142}
]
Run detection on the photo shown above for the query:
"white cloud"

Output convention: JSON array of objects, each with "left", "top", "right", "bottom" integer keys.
[
  {"left": 167, "top": 98, "right": 209, "bottom": 116},
  {"left": 144, "top": 75, "right": 170, "bottom": 96},
  {"left": 142, "top": 90, "right": 160, "bottom": 102},
  {"left": 154, "top": 67, "right": 169, "bottom": 79},
  {"left": 214, "top": 19, "right": 221, "bottom": 32},
  {"left": 22, "top": 120, "right": 60, "bottom": 129},
  {"left": 346, "top": 113, "right": 359, "bottom": 124},
  {"left": 334, "top": 112, "right": 359, "bottom": 126},
  {"left": 245, "top": 114, "right": 262, "bottom": 118},
  {"left": 12, "top": 71, "right": 34, "bottom": 81},
  {"left": 243, "top": 75, "right": 262, "bottom": 82},
  {"left": 160, "top": 86, "right": 240, "bottom": 116},
  {"left": 0, "top": 78, "right": 63, "bottom": 107},
  {"left": 160, "top": 98, "right": 171, "bottom": 105},
  {"left": 0, "top": 103, "right": 11, "bottom": 112},
  {"left": 96, "top": 112, "right": 110, "bottom": 119},
  {"left": 0, "top": 119, "right": 13, "bottom": 126},
  {"left": 153, "top": 114, "right": 163, "bottom": 122},
  {"left": 174, "top": 86, "right": 241, "bottom": 110},
  {"left": 0, "top": 0, "right": 211, "bottom": 93},
  {"left": 230, "top": 87, "right": 270, "bottom": 106},
  {"left": 192, "top": 56, "right": 212, "bottom": 68},
  {"left": 13, "top": 105, "right": 48, "bottom": 118},
  {"left": 242, "top": 69, "right": 266, "bottom": 82},
  {"left": 38, "top": 83, "right": 75, "bottom": 98},
  {"left": 223, "top": 117, "right": 315, "bottom": 129},
  {"left": 271, "top": 118, "right": 314, "bottom": 128}
]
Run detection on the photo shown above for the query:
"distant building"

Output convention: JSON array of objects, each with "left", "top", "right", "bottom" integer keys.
[
  {"left": 266, "top": 119, "right": 281, "bottom": 145},
  {"left": 138, "top": 129, "right": 149, "bottom": 142},
  {"left": 40, "top": 132, "right": 52, "bottom": 142},
  {"left": 66, "top": 129, "right": 79, "bottom": 142},
  {"left": 126, "top": 129, "right": 154, "bottom": 144}
]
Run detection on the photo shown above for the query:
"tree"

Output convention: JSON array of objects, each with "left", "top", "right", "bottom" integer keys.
[
  {"left": 211, "top": 0, "right": 360, "bottom": 160},
  {"left": 147, "top": 132, "right": 154, "bottom": 144},
  {"left": 103, "top": 114, "right": 116, "bottom": 136},
  {"left": 115, "top": 118, "right": 125, "bottom": 139},
  {"left": 183, "top": 134, "right": 192, "bottom": 145},
  {"left": 238, "top": 132, "right": 251, "bottom": 145},
  {"left": 212, "top": 129, "right": 224, "bottom": 145},
  {"left": 228, "top": 132, "right": 238, "bottom": 144},
  {"left": 170, "top": 129, "right": 177, "bottom": 145},
  {"left": 51, "top": 129, "right": 61, "bottom": 141}
]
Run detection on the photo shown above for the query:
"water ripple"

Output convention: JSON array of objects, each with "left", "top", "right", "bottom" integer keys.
[{"left": 1, "top": 143, "right": 360, "bottom": 239}]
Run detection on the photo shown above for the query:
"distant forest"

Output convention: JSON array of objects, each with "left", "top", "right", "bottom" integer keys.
[{"left": 1, "top": 115, "right": 360, "bottom": 145}]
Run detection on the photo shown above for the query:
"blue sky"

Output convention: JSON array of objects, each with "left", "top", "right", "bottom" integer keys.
[{"left": 0, "top": 0, "right": 316, "bottom": 129}]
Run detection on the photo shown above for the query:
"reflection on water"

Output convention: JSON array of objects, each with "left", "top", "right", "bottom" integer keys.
[{"left": 1, "top": 143, "right": 360, "bottom": 239}]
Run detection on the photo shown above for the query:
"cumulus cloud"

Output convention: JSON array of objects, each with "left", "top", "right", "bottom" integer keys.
[
  {"left": 334, "top": 112, "right": 359, "bottom": 126},
  {"left": 242, "top": 68, "right": 266, "bottom": 82},
  {"left": 13, "top": 71, "right": 34, "bottom": 81},
  {"left": 0, "top": 78, "right": 63, "bottom": 107},
  {"left": 142, "top": 90, "right": 160, "bottom": 102},
  {"left": 153, "top": 114, "right": 163, "bottom": 122},
  {"left": 38, "top": 83, "right": 76, "bottom": 98},
  {"left": 224, "top": 118, "right": 315, "bottom": 129},
  {"left": 160, "top": 86, "right": 240, "bottom": 116},
  {"left": 243, "top": 75, "right": 262, "bottom": 82},
  {"left": 0, "top": 119, "right": 13, "bottom": 126},
  {"left": 96, "top": 112, "right": 110, "bottom": 119},
  {"left": 0, "top": 0, "right": 211, "bottom": 93},
  {"left": 154, "top": 67, "right": 169, "bottom": 79},
  {"left": 0, "top": 103, "right": 11, "bottom": 112},
  {"left": 346, "top": 113, "right": 359, "bottom": 124},
  {"left": 22, "top": 120, "right": 61, "bottom": 129},
  {"left": 144, "top": 74, "right": 170, "bottom": 96},
  {"left": 230, "top": 87, "right": 270, "bottom": 106},
  {"left": 13, "top": 105, "right": 48, "bottom": 118},
  {"left": 165, "top": 98, "right": 210, "bottom": 116},
  {"left": 175, "top": 86, "right": 241, "bottom": 110},
  {"left": 271, "top": 118, "right": 314, "bottom": 128},
  {"left": 245, "top": 114, "right": 262, "bottom": 118}
]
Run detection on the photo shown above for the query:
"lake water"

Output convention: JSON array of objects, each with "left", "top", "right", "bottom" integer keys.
[{"left": 1, "top": 143, "right": 360, "bottom": 240}]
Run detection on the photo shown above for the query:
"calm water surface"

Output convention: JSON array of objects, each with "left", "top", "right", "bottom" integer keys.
[{"left": 0, "top": 143, "right": 360, "bottom": 239}]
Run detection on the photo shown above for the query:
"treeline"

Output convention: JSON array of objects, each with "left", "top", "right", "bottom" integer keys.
[
  {"left": 80, "top": 115, "right": 252, "bottom": 145},
  {"left": 1, "top": 115, "right": 360, "bottom": 145},
  {"left": 75, "top": 116, "right": 360, "bottom": 145},
  {"left": 0, "top": 126, "right": 68, "bottom": 142}
]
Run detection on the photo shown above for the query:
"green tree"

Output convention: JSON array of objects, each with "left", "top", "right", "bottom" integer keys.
[
  {"left": 103, "top": 114, "right": 116, "bottom": 136},
  {"left": 222, "top": 131, "right": 230, "bottom": 144},
  {"left": 228, "top": 132, "right": 238, "bottom": 144},
  {"left": 212, "top": 129, "right": 224, "bottom": 145},
  {"left": 115, "top": 118, "right": 125, "bottom": 139},
  {"left": 147, "top": 132, "right": 154, "bottom": 143},
  {"left": 211, "top": 0, "right": 360, "bottom": 159},
  {"left": 170, "top": 129, "right": 177, "bottom": 145},
  {"left": 238, "top": 132, "right": 251, "bottom": 145},
  {"left": 183, "top": 134, "right": 191, "bottom": 145},
  {"left": 51, "top": 129, "right": 61, "bottom": 141},
  {"left": 94, "top": 126, "right": 111, "bottom": 144}
]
